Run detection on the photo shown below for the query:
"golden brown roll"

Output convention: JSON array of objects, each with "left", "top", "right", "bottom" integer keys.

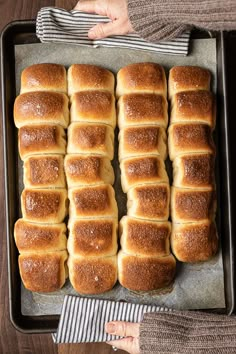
[
  {"left": 68, "top": 64, "right": 115, "bottom": 96},
  {"left": 168, "top": 123, "right": 215, "bottom": 161},
  {"left": 118, "top": 93, "right": 168, "bottom": 129},
  {"left": 14, "top": 219, "right": 67, "bottom": 253},
  {"left": 170, "top": 90, "right": 216, "bottom": 129},
  {"left": 68, "top": 255, "right": 117, "bottom": 294},
  {"left": 24, "top": 155, "right": 66, "bottom": 188},
  {"left": 171, "top": 187, "right": 217, "bottom": 223},
  {"left": 20, "top": 63, "right": 67, "bottom": 94},
  {"left": 171, "top": 221, "right": 218, "bottom": 262},
  {"left": 68, "top": 185, "right": 118, "bottom": 219},
  {"left": 118, "top": 251, "right": 176, "bottom": 291},
  {"left": 173, "top": 153, "right": 215, "bottom": 189},
  {"left": 168, "top": 66, "right": 211, "bottom": 99},
  {"left": 118, "top": 126, "right": 167, "bottom": 161},
  {"left": 14, "top": 91, "right": 69, "bottom": 128},
  {"left": 18, "top": 125, "right": 66, "bottom": 160},
  {"left": 120, "top": 156, "right": 168, "bottom": 193},
  {"left": 120, "top": 216, "right": 171, "bottom": 257},
  {"left": 70, "top": 91, "right": 116, "bottom": 128},
  {"left": 116, "top": 63, "right": 167, "bottom": 97},
  {"left": 127, "top": 184, "right": 170, "bottom": 221},
  {"left": 67, "top": 123, "right": 114, "bottom": 160},
  {"left": 64, "top": 155, "right": 114, "bottom": 188},
  {"left": 19, "top": 251, "right": 68, "bottom": 292},
  {"left": 21, "top": 188, "right": 67, "bottom": 223},
  {"left": 67, "top": 219, "right": 118, "bottom": 257}
]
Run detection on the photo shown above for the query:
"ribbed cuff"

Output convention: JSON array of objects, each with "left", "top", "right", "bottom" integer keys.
[{"left": 140, "top": 311, "right": 236, "bottom": 354}]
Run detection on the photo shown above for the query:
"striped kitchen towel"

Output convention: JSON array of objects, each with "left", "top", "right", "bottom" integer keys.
[
  {"left": 36, "top": 7, "right": 191, "bottom": 56},
  {"left": 53, "top": 295, "right": 169, "bottom": 343}
]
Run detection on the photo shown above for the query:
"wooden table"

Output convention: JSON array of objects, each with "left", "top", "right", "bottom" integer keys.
[
  {"left": 0, "top": 1, "right": 124, "bottom": 353},
  {"left": 1, "top": 2, "right": 236, "bottom": 354}
]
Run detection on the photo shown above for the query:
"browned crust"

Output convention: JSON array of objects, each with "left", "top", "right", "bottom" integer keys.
[
  {"left": 14, "top": 219, "right": 66, "bottom": 252},
  {"left": 21, "top": 64, "right": 66, "bottom": 92},
  {"left": 169, "top": 66, "right": 210, "bottom": 93},
  {"left": 22, "top": 189, "right": 66, "bottom": 220},
  {"left": 19, "top": 251, "right": 68, "bottom": 292},
  {"left": 14, "top": 91, "right": 68, "bottom": 126},
  {"left": 122, "top": 126, "right": 165, "bottom": 152},
  {"left": 121, "top": 93, "right": 166, "bottom": 122},
  {"left": 70, "top": 124, "right": 107, "bottom": 148},
  {"left": 117, "top": 63, "right": 166, "bottom": 92},
  {"left": 123, "top": 157, "right": 165, "bottom": 180},
  {"left": 118, "top": 252, "right": 176, "bottom": 291},
  {"left": 25, "top": 155, "right": 65, "bottom": 186},
  {"left": 121, "top": 218, "right": 170, "bottom": 256},
  {"left": 70, "top": 219, "right": 117, "bottom": 256},
  {"left": 69, "top": 256, "right": 117, "bottom": 294},
  {"left": 65, "top": 155, "right": 102, "bottom": 181},
  {"left": 180, "top": 153, "right": 215, "bottom": 187},
  {"left": 71, "top": 91, "right": 114, "bottom": 118},
  {"left": 171, "top": 221, "right": 218, "bottom": 262},
  {"left": 174, "top": 188, "right": 216, "bottom": 221}
]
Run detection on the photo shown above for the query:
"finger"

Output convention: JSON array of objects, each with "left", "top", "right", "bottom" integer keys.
[
  {"left": 88, "top": 19, "right": 129, "bottom": 39},
  {"left": 106, "top": 337, "right": 139, "bottom": 354},
  {"left": 74, "top": 0, "right": 107, "bottom": 16},
  {"left": 105, "top": 321, "right": 140, "bottom": 338}
]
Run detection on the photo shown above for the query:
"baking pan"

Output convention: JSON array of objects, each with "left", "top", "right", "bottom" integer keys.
[{"left": 1, "top": 20, "right": 235, "bottom": 333}]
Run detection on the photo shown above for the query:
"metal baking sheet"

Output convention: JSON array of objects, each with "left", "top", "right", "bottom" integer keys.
[
  {"left": 3, "top": 22, "right": 234, "bottom": 333},
  {"left": 13, "top": 38, "right": 225, "bottom": 316}
]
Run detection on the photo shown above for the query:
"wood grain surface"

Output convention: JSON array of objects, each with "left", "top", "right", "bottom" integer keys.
[{"left": 0, "top": 1, "right": 125, "bottom": 353}]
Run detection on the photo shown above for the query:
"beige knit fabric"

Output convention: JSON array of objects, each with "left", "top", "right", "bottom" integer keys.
[
  {"left": 140, "top": 311, "right": 236, "bottom": 353},
  {"left": 128, "top": 0, "right": 236, "bottom": 41}
]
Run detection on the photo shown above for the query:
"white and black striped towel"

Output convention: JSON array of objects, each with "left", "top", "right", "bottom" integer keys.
[
  {"left": 53, "top": 295, "right": 168, "bottom": 343},
  {"left": 36, "top": 7, "right": 191, "bottom": 56}
]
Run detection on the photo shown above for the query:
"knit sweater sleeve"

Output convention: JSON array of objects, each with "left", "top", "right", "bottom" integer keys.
[
  {"left": 140, "top": 311, "right": 236, "bottom": 354},
  {"left": 127, "top": 0, "right": 236, "bottom": 42}
]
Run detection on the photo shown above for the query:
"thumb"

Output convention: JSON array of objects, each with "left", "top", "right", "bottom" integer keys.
[{"left": 88, "top": 19, "right": 127, "bottom": 39}]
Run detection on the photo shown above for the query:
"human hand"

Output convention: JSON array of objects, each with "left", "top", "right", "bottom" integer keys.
[
  {"left": 105, "top": 321, "right": 140, "bottom": 354},
  {"left": 74, "top": 0, "right": 134, "bottom": 39}
]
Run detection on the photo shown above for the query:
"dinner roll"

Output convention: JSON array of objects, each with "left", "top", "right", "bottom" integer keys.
[
  {"left": 127, "top": 184, "right": 170, "bottom": 221},
  {"left": 171, "top": 187, "right": 217, "bottom": 223},
  {"left": 64, "top": 155, "right": 114, "bottom": 188},
  {"left": 168, "top": 123, "right": 215, "bottom": 161},
  {"left": 67, "top": 123, "right": 114, "bottom": 160},
  {"left": 68, "top": 219, "right": 118, "bottom": 257},
  {"left": 68, "top": 255, "right": 117, "bottom": 294},
  {"left": 70, "top": 91, "right": 116, "bottom": 128},
  {"left": 116, "top": 63, "right": 167, "bottom": 97},
  {"left": 120, "top": 156, "right": 168, "bottom": 193},
  {"left": 20, "top": 63, "right": 67, "bottom": 94},
  {"left": 118, "top": 93, "right": 168, "bottom": 129},
  {"left": 118, "top": 126, "right": 167, "bottom": 161},
  {"left": 14, "top": 91, "right": 69, "bottom": 128},
  {"left": 171, "top": 221, "right": 218, "bottom": 262},
  {"left": 18, "top": 125, "right": 66, "bottom": 160},
  {"left": 19, "top": 251, "right": 68, "bottom": 292},
  {"left": 170, "top": 90, "right": 215, "bottom": 129},
  {"left": 21, "top": 188, "right": 67, "bottom": 223},
  {"left": 118, "top": 251, "right": 176, "bottom": 291},
  {"left": 168, "top": 66, "right": 211, "bottom": 99},
  {"left": 68, "top": 185, "right": 118, "bottom": 219},
  {"left": 68, "top": 64, "right": 114, "bottom": 96},
  {"left": 14, "top": 219, "right": 67, "bottom": 253},
  {"left": 173, "top": 153, "right": 215, "bottom": 189},
  {"left": 120, "top": 216, "right": 171, "bottom": 257},
  {"left": 24, "top": 155, "right": 66, "bottom": 188}
]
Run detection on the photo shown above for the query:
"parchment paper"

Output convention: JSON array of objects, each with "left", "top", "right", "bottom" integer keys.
[{"left": 14, "top": 39, "right": 225, "bottom": 316}]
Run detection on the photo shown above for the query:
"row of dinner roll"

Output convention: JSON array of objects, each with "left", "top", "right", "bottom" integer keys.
[
  {"left": 117, "top": 63, "right": 176, "bottom": 291},
  {"left": 14, "top": 64, "right": 69, "bottom": 292},
  {"left": 66, "top": 64, "right": 118, "bottom": 295},
  {"left": 168, "top": 66, "right": 218, "bottom": 262}
]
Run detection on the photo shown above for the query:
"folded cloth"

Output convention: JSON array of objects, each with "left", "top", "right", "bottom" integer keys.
[
  {"left": 36, "top": 7, "right": 191, "bottom": 56},
  {"left": 52, "top": 295, "right": 169, "bottom": 344}
]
